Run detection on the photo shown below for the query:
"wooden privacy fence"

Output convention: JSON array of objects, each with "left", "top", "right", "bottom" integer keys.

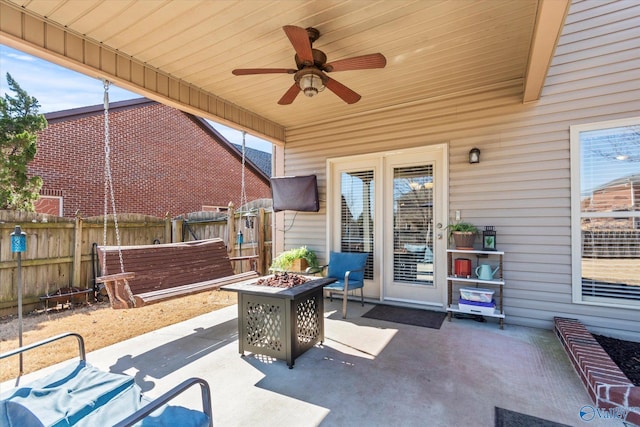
[
  {"left": 0, "top": 206, "right": 272, "bottom": 315},
  {"left": 582, "top": 229, "right": 640, "bottom": 258}
]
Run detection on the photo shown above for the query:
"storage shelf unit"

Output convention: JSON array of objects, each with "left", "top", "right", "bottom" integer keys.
[{"left": 446, "top": 249, "right": 505, "bottom": 329}]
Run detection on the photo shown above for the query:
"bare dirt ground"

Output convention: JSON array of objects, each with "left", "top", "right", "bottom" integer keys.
[{"left": 0, "top": 290, "right": 237, "bottom": 382}]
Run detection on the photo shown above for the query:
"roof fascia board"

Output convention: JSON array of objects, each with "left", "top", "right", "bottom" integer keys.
[{"left": 45, "top": 98, "right": 153, "bottom": 122}]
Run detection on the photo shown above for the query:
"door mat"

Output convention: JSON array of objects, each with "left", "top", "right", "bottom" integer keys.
[
  {"left": 495, "top": 407, "right": 572, "bottom": 427},
  {"left": 361, "top": 305, "right": 446, "bottom": 329}
]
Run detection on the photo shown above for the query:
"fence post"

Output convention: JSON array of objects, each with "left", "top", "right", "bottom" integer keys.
[
  {"left": 257, "top": 208, "right": 266, "bottom": 274},
  {"left": 227, "top": 202, "right": 236, "bottom": 257},
  {"left": 73, "top": 212, "right": 83, "bottom": 287},
  {"left": 164, "top": 212, "right": 172, "bottom": 243},
  {"left": 172, "top": 218, "right": 183, "bottom": 243}
]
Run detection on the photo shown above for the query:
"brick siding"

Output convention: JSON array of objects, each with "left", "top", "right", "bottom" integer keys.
[{"left": 30, "top": 100, "right": 271, "bottom": 217}]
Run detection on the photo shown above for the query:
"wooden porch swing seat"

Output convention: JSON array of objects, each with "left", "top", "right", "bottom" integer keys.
[{"left": 96, "top": 238, "right": 258, "bottom": 309}]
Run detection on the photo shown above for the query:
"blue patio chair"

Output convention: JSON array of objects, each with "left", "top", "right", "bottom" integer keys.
[{"left": 321, "top": 251, "right": 369, "bottom": 318}]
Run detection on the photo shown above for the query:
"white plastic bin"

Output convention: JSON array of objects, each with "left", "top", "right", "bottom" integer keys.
[{"left": 459, "top": 287, "right": 494, "bottom": 303}]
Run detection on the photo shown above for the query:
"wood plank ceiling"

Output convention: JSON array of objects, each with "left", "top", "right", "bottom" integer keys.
[{"left": 0, "top": 0, "right": 569, "bottom": 144}]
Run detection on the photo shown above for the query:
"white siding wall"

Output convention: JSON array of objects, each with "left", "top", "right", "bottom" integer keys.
[{"left": 279, "top": 0, "right": 640, "bottom": 340}]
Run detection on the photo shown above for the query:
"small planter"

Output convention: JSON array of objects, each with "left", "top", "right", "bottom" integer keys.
[
  {"left": 290, "top": 258, "right": 309, "bottom": 272},
  {"left": 452, "top": 231, "right": 476, "bottom": 250},
  {"left": 270, "top": 246, "right": 317, "bottom": 273},
  {"left": 448, "top": 222, "right": 478, "bottom": 250}
]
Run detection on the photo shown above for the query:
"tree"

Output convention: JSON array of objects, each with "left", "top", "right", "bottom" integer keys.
[{"left": 0, "top": 73, "right": 47, "bottom": 211}]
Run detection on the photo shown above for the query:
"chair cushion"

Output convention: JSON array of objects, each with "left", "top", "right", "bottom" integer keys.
[
  {"left": 0, "top": 361, "right": 137, "bottom": 426},
  {"left": 0, "top": 361, "right": 210, "bottom": 427},
  {"left": 326, "top": 252, "right": 369, "bottom": 283},
  {"left": 324, "top": 279, "right": 363, "bottom": 291},
  {"left": 133, "top": 400, "right": 211, "bottom": 427}
]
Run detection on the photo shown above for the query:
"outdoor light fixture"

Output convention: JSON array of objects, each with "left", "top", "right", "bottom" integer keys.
[
  {"left": 469, "top": 147, "right": 481, "bottom": 164},
  {"left": 296, "top": 69, "right": 327, "bottom": 97}
]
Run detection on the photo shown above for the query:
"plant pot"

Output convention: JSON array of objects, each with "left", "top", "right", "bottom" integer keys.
[
  {"left": 452, "top": 232, "right": 475, "bottom": 250},
  {"left": 290, "top": 258, "right": 309, "bottom": 272}
]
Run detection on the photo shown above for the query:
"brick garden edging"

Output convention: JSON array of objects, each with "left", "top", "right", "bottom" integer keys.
[{"left": 554, "top": 317, "right": 639, "bottom": 426}]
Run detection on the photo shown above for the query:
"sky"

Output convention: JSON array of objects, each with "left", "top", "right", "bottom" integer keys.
[{"left": 0, "top": 44, "right": 272, "bottom": 153}]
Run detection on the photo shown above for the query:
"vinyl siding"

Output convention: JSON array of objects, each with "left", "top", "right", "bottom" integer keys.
[{"left": 278, "top": 0, "right": 640, "bottom": 340}]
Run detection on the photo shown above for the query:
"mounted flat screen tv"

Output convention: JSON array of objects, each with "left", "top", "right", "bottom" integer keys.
[{"left": 271, "top": 175, "right": 320, "bottom": 212}]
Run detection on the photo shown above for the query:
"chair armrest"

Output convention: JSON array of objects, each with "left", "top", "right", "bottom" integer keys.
[
  {"left": 343, "top": 265, "right": 366, "bottom": 285},
  {"left": 305, "top": 264, "right": 327, "bottom": 275},
  {"left": 0, "top": 332, "right": 86, "bottom": 362},
  {"left": 113, "top": 377, "right": 213, "bottom": 427},
  {"left": 344, "top": 265, "right": 365, "bottom": 277}
]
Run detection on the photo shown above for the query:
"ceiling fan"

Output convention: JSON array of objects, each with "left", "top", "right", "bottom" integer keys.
[{"left": 232, "top": 25, "right": 386, "bottom": 105}]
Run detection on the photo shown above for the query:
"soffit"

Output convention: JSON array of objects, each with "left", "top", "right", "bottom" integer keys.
[{"left": 1, "top": 0, "right": 566, "bottom": 138}]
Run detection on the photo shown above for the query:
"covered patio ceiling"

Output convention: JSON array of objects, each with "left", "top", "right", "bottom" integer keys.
[{"left": 0, "top": 0, "right": 569, "bottom": 145}]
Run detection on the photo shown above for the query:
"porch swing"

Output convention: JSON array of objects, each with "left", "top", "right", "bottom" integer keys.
[
  {"left": 0, "top": 81, "right": 215, "bottom": 427},
  {"left": 95, "top": 82, "right": 258, "bottom": 309}
]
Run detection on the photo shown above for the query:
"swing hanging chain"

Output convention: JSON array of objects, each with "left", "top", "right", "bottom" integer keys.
[
  {"left": 102, "top": 82, "right": 109, "bottom": 272},
  {"left": 239, "top": 131, "right": 256, "bottom": 255},
  {"left": 240, "top": 131, "right": 247, "bottom": 209},
  {"left": 102, "top": 80, "right": 125, "bottom": 274}
]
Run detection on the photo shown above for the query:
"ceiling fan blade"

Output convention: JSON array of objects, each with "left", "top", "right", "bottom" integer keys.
[
  {"left": 278, "top": 83, "right": 301, "bottom": 105},
  {"left": 324, "top": 53, "right": 387, "bottom": 72},
  {"left": 233, "top": 68, "right": 295, "bottom": 75},
  {"left": 325, "top": 77, "right": 361, "bottom": 104},
  {"left": 283, "top": 25, "right": 314, "bottom": 65}
]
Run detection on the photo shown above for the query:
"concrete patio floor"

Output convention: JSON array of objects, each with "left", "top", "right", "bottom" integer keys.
[{"left": 8, "top": 300, "right": 622, "bottom": 426}]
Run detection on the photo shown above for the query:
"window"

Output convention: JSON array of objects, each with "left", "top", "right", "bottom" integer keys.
[
  {"left": 340, "top": 170, "right": 374, "bottom": 280},
  {"left": 571, "top": 117, "right": 640, "bottom": 308},
  {"left": 392, "top": 165, "right": 434, "bottom": 284}
]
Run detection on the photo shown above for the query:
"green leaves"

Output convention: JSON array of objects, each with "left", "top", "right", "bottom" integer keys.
[
  {"left": 446, "top": 222, "right": 477, "bottom": 237},
  {"left": 0, "top": 73, "right": 47, "bottom": 211},
  {"left": 270, "top": 246, "right": 319, "bottom": 270}
]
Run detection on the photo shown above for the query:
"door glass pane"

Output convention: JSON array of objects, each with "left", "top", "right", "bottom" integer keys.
[
  {"left": 341, "top": 171, "right": 374, "bottom": 279},
  {"left": 393, "top": 165, "right": 434, "bottom": 285}
]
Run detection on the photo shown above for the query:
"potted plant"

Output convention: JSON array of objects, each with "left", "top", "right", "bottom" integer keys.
[
  {"left": 270, "top": 246, "right": 319, "bottom": 272},
  {"left": 447, "top": 222, "right": 478, "bottom": 250}
]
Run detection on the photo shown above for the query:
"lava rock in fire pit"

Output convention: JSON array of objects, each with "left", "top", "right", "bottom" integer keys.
[{"left": 256, "top": 272, "right": 309, "bottom": 288}]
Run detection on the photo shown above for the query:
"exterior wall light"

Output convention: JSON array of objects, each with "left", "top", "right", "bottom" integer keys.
[{"left": 469, "top": 147, "right": 481, "bottom": 164}]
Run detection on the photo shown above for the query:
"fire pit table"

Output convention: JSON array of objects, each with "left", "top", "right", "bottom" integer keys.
[{"left": 222, "top": 274, "right": 336, "bottom": 368}]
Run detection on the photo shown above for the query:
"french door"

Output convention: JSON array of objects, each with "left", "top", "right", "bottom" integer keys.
[
  {"left": 383, "top": 150, "right": 445, "bottom": 306},
  {"left": 328, "top": 145, "right": 447, "bottom": 307}
]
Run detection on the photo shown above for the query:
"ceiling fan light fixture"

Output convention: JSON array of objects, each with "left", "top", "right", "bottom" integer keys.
[{"left": 296, "top": 69, "right": 326, "bottom": 97}]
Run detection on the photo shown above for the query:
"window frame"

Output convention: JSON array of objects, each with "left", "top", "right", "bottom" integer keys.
[{"left": 570, "top": 116, "right": 640, "bottom": 309}]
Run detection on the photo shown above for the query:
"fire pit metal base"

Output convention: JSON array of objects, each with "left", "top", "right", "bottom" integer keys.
[{"left": 223, "top": 277, "right": 335, "bottom": 368}]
